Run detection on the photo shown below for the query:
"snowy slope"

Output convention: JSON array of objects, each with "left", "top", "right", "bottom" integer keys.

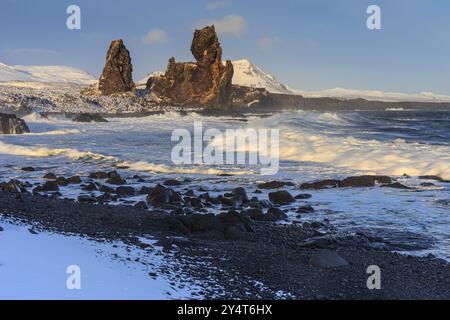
[
  {"left": 0, "top": 62, "right": 96, "bottom": 85},
  {"left": 0, "top": 221, "right": 199, "bottom": 299},
  {"left": 230, "top": 59, "right": 294, "bottom": 94}
]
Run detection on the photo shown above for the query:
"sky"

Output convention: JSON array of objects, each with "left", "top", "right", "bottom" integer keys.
[{"left": 1, "top": 0, "right": 450, "bottom": 94}]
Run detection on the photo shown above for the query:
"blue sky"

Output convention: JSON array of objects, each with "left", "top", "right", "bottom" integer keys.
[{"left": 1, "top": 0, "right": 450, "bottom": 94}]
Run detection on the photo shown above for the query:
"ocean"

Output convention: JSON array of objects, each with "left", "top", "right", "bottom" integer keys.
[{"left": 1, "top": 108, "right": 449, "bottom": 260}]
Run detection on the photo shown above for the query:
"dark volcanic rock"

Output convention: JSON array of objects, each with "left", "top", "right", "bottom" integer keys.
[
  {"left": 67, "top": 176, "right": 82, "bottom": 184},
  {"left": 98, "top": 39, "right": 135, "bottom": 95},
  {"left": 338, "top": 175, "right": 392, "bottom": 188},
  {"left": 21, "top": 167, "right": 35, "bottom": 172},
  {"left": 0, "top": 113, "right": 30, "bottom": 134},
  {"left": 297, "top": 205, "right": 315, "bottom": 214},
  {"left": 419, "top": 175, "right": 450, "bottom": 183},
  {"left": 147, "top": 184, "right": 183, "bottom": 207},
  {"left": 381, "top": 182, "right": 412, "bottom": 190},
  {"left": 257, "top": 181, "right": 295, "bottom": 189},
  {"left": 34, "top": 181, "right": 59, "bottom": 192},
  {"left": 43, "top": 173, "right": 57, "bottom": 180},
  {"left": 163, "top": 179, "right": 181, "bottom": 187},
  {"left": 295, "top": 193, "right": 313, "bottom": 200},
  {"left": 73, "top": 113, "right": 108, "bottom": 123},
  {"left": 148, "top": 25, "right": 234, "bottom": 109},
  {"left": 89, "top": 171, "right": 108, "bottom": 179},
  {"left": 268, "top": 190, "right": 295, "bottom": 205},
  {"left": 106, "top": 172, "right": 126, "bottom": 185},
  {"left": 267, "top": 208, "right": 288, "bottom": 221},
  {"left": 300, "top": 179, "right": 340, "bottom": 190},
  {"left": 1, "top": 180, "right": 27, "bottom": 193},
  {"left": 115, "top": 186, "right": 136, "bottom": 196}
]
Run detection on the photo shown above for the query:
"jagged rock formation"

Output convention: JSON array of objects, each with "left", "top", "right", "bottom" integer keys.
[
  {"left": 0, "top": 113, "right": 30, "bottom": 134},
  {"left": 147, "top": 26, "right": 234, "bottom": 109},
  {"left": 98, "top": 39, "right": 135, "bottom": 95}
]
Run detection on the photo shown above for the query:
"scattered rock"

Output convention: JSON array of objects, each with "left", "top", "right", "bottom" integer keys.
[
  {"left": 134, "top": 201, "right": 149, "bottom": 210},
  {"left": 43, "top": 173, "right": 57, "bottom": 180},
  {"left": 257, "top": 181, "right": 295, "bottom": 189},
  {"left": 83, "top": 183, "right": 98, "bottom": 191},
  {"left": 295, "top": 193, "right": 312, "bottom": 200},
  {"left": 115, "top": 186, "right": 136, "bottom": 196},
  {"left": 147, "top": 185, "right": 182, "bottom": 207},
  {"left": 164, "top": 179, "right": 181, "bottom": 187},
  {"left": 297, "top": 205, "right": 315, "bottom": 213},
  {"left": 89, "top": 171, "right": 108, "bottom": 179},
  {"left": 301, "top": 179, "right": 340, "bottom": 190},
  {"left": 267, "top": 208, "right": 288, "bottom": 221},
  {"left": 34, "top": 181, "right": 59, "bottom": 192},
  {"left": 338, "top": 175, "right": 392, "bottom": 188},
  {"left": 268, "top": 190, "right": 295, "bottom": 205},
  {"left": 106, "top": 172, "right": 126, "bottom": 185},
  {"left": 309, "top": 250, "right": 349, "bottom": 268},
  {"left": 419, "top": 175, "right": 450, "bottom": 183},
  {"left": 381, "top": 182, "right": 412, "bottom": 190},
  {"left": 21, "top": 167, "right": 35, "bottom": 172},
  {"left": 99, "top": 185, "right": 115, "bottom": 193},
  {"left": 67, "top": 176, "right": 82, "bottom": 184},
  {"left": 73, "top": 113, "right": 108, "bottom": 123},
  {"left": 98, "top": 39, "right": 135, "bottom": 95},
  {"left": 0, "top": 113, "right": 30, "bottom": 134}
]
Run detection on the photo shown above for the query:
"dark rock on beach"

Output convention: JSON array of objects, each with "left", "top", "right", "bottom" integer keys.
[
  {"left": 73, "top": 113, "right": 108, "bottom": 123},
  {"left": 257, "top": 181, "right": 295, "bottom": 189},
  {"left": 268, "top": 190, "right": 295, "bottom": 205},
  {"left": 338, "top": 175, "right": 392, "bottom": 188},
  {"left": 106, "top": 171, "right": 126, "bottom": 185},
  {"left": 0, "top": 113, "right": 30, "bottom": 134},
  {"left": 301, "top": 179, "right": 340, "bottom": 190}
]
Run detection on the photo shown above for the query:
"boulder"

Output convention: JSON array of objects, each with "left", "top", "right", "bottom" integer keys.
[
  {"left": 43, "top": 173, "right": 57, "bottom": 180},
  {"left": 300, "top": 179, "right": 340, "bottom": 190},
  {"left": 257, "top": 181, "right": 295, "bottom": 189},
  {"left": 147, "top": 184, "right": 183, "bottom": 207},
  {"left": 297, "top": 205, "right": 315, "bottom": 213},
  {"left": 89, "top": 171, "right": 108, "bottom": 179},
  {"left": 268, "top": 190, "right": 295, "bottom": 205},
  {"left": 266, "top": 208, "right": 288, "bottom": 221},
  {"left": 338, "top": 175, "right": 392, "bottom": 188},
  {"left": 106, "top": 172, "right": 126, "bottom": 185},
  {"left": 73, "top": 113, "right": 108, "bottom": 123},
  {"left": 98, "top": 39, "right": 135, "bottom": 95},
  {"left": 148, "top": 26, "right": 234, "bottom": 109},
  {"left": 0, "top": 113, "right": 30, "bottom": 134},
  {"left": 115, "top": 186, "right": 136, "bottom": 196}
]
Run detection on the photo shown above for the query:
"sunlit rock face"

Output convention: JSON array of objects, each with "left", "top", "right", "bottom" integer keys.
[
  {"left": 98, "top": 39, "right": 135, "bottom": 95},
  {"left": 148, "top": 26, "right": 234, "bottom": 109}
]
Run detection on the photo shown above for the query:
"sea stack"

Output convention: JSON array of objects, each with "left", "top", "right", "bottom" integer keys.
[
  {"left": 0, "top": 113, "right": 30, "bottom": 134},
  {"left": 98, "top": 39, "right": 135, "bottom": 95},
  {"left": 148, "top": 25, "right": 234, "bottom": 109}
]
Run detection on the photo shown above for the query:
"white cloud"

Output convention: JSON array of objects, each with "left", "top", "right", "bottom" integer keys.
[
  {"left": 258, "top": 36, "right": 281, "bottom": 49},
  {"left": 142, "top": 28, "right": 170, "bottom": 45},
  {"left": 205, "top": 0, "right": 231, "bottom": 10},
  {"left": 196, "top": 15, "right": 248, "bottom": 37}
]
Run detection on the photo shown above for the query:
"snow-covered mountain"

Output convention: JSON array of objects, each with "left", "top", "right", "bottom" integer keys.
[
  {"left": 0, "top": 62, "right": 96, "bottom": 85},
  {"left": 295, "top": 87, "right": 450, "bottom": 103},
  {"left": 137, "top": 59, "right": 295, "bottom": 94},
  {"left": 229, "top": 59, "right": 294, "bottom": 94}
]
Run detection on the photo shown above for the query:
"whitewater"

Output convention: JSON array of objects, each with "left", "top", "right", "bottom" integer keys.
[{"left": 1, "top": 109, "right": 450, "bottom": 260}]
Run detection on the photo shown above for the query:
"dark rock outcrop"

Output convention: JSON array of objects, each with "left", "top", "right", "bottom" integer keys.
[
  {"left": 0, "top": 113, "right": 30, "bottom": 134},
  {"left": 268, "top": 190, "right": 295, "bottom": 205},
  {"left": 98, "top": 39, "right": 135, "bottom": 95},
  {"left": 73, "top": 113, "right": 108, "bottom": 123},
  {"left": 147, "top": 26, "right": 234, "bottom": 109}
]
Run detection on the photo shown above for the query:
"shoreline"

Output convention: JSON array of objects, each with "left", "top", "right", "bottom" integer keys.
[{"left": 1, "top": 177, "right": 449, "bottom": 299}]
